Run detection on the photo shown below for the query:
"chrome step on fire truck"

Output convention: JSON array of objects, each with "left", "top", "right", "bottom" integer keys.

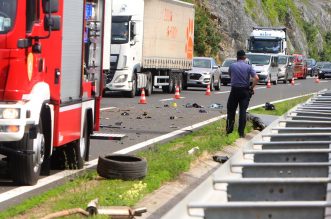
[{"left": 0, "top": 0, "right": 111, "bottom": 185}]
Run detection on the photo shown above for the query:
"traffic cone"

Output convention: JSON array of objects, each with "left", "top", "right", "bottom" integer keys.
[
  {"left": 174, "top": 86, "right": 181, "bottom": 99},
  {"left": 315, "top": 76, "right": 320, "bottom": 83},
  {"left": 291, "top": 78, "right": 295, "bottom": 86},
  {"left": 205, "top": 84, "right": 211, "bottom": 96},
  {"left": 266, "top": 79, "right": 271, "bottom": 88},
  {"left": 139, "top": 88, "right": 147, "bottom": 104}
]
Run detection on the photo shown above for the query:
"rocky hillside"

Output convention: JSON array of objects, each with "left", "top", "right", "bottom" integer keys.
[{"left": 192, "top": 0, "right": 331, "bottom": 61}]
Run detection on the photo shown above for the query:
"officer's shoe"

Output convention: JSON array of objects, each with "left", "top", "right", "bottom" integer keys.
[{"left": 239, "top": 133, "right": 245, "bottom": 138}]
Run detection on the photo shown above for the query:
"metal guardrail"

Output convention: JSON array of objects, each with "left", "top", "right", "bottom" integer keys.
[{"left": 161, "top": 90, "right": 331, "bottom": 219}]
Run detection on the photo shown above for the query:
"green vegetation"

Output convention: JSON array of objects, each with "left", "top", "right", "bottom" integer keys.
[
  {"left": 303, "top": 21, "right": 319, "bottom": 59},
  {"left": 0, "top": 119, "right": 251, "bottom": 218},
  {"left": 244, "top": 0, "right": 258, "bottom": 22},
  {"left": 320, "top": 31, "right": 331, "bottom": 61},
  {"left": 249, "top": 95, "right": 312, "bottom": 116}
]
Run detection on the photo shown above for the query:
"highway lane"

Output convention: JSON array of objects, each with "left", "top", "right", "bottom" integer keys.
[{"left": 0, "top": 77, "right": 330, "bottom": 210}]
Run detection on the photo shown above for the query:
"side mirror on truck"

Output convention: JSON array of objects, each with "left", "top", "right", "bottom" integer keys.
[
  {"left": 42, "top": 0, "right": 59, "bottom": 13},
  {"left": 44, "top": 15, "right": 61, "bottom": 31}
]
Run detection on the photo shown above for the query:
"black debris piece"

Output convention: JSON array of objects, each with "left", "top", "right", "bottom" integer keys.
[
  {"left": 264, "top": 102, "right": 276, "bottom": 111},
  {"left": 212, "top": 155, "right": 229, "bottom": 164},
  {"left": 246, "top": 112, "right": 266, "bottom": 131},
  {"left": 136, "top": 116, "right": 142, "bottom": 119},
  {"left": 199, "top": 109, "right": 207, "bottom": 113},
  {"left": 209, "top": 103, "right": 223, "bottom": 109},
  {"left": 121, "top": 112, "right": 130, "bottom": 116}
]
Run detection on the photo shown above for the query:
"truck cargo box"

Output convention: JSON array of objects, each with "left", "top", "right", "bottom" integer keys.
[{"left": 142, "top": 0, "right": 194, "bottom": 70}]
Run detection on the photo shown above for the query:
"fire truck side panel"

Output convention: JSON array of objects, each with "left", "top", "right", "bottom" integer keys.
[
  {"left": 53, "top": 104, "right": 82, "bottom": 147},
  {"left": 60, "top": 0, "right": 84, "bottom": 102}
]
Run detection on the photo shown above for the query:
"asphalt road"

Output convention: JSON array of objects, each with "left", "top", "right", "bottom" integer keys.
[{"left": 0, "top": 77, "right": 330, "bottom": 210}]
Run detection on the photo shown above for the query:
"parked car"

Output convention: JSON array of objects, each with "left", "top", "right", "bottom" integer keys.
[
  {"left": 278, "top": 55, "right": 295, "bottom": 83},
  {"left": 316, "top": 62, "right": 330, "bottom": 71},
  {"left": 246, "top": 53, "right": 279, "bottom": 85},
  {"left": 306, "top": 58, "right": 317, "bottom": 77},
  {"left": 220, "top": 58, "right": 236, "bottom": 86},
  {"left": 318, "top": 62, "right": 331, "bottom": 79},
  {"left": 184, "top": 57, "right": 221, "bottom": 90},
  {"left": 292, "top": 54, "right": 308, "bottom": 79}
]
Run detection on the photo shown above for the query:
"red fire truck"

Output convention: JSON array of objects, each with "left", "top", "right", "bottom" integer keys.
[{"left": 0, "top": 0, "right": 111, "bottom": 185}]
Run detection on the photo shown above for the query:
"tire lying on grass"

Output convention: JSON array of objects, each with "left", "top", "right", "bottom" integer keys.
[{"left": 97, "top": 154, "right": 147, "bottom": 180}]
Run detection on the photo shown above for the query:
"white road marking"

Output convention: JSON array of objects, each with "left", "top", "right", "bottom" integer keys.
[
  {"left": 0, "top": 91, "right": 319, "bottom": 204},
  {"left": 160, "top": 97, "right": 185, "bottom": 102},
  {"left": 100, "top": 107, "right": 116, "bottom": 111},
  {"left": 255, "top": 86, "right": 266, "bottom": 90}
]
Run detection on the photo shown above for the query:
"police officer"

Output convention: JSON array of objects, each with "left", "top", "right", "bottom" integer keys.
[{"left": 226, "top": 50, "right": 259, "bottom": 137}]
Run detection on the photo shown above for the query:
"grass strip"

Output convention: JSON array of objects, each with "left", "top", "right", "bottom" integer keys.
[
  {"left": 2, "top": 119, "right": 252, "bottom": 219},
  {"left": 249, "top": 95, "right": 312, "bottom": 116}
]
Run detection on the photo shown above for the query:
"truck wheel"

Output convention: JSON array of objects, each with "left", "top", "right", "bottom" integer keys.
[
  {"left": 65, "top": 118, "right": 89, "bottom": 169},
  {"left": 127, "top": 75, "right": 137, "bottom": 98},
  {"left": 10, "top": 119, "right": 45, "bottom": 185},
  {"left": 273, "top": 79, "right": 278, "bottom": 85},
  {"left": 168, "top": 74, "right": 175, "bottom": 93},
  {"left": 145, "top": 73, "right": 153, "bottom": 96}
]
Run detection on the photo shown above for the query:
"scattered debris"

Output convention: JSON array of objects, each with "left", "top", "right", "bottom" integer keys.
[
  {"left": 121, "top": 112, "right": 130, "bottom": 116},
  {"left": 199, "top": 109, "right": 207, "bottom": 113},
  {"left": 170, "top": 116, "right": 177, "bottom": 120},
  {"left": 86, "top": 199, "right": 147, "bottom": 218},
  {"left": 142, "top": 112, "right": 148, "bottom": 116},
  {"left": 264, "top": 102, "right": 276, "bottom": 111},
  {"left": 145, "top": 116, "right": 152, "bottom": 119},
  {"left": 164, "top": 104, "right": 169, "bottom": 107},
  {"left": 188, "top": 146, "right": 200, "bottom": 155},
  {"left": 100, "top": 124, "right": 121, "bottom": 129},
  {"left": 186, "top": 103, "right": 204, "bottom": 108},
  {"left": 137, "top": 116, "right": 142, "bottom": 119},
  {"left": 246, "top": 112, "right": 266, "bottom": 131},
  {"left": 170, "top": 125, "right": 178, "bottom": 129},
  {"left": 115, "top": 122, "right": 123, "bottom": 126},
  {"left": 212, "top": 155, "right": 229, "bottom": 164},
  {"left": 209, "top": 103, "right": 223, "bottom": 109},
  {"left": 172, "top": 102, "right": 177, "bottom": 107}
]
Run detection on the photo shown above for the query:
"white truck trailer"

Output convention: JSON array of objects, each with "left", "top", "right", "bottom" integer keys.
[
  {"left": 105, "top": 0, "right": 195, "bottom": 97},
  {"left": 247, "top": 27, "right": 287, "bottom": 55}
]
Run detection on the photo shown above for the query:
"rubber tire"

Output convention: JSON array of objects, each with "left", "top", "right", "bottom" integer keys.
[
  {"left": 215, "top": 77, "right": 221, "bottom": 91},
  {"left": 273, "top": 79, "right": 278, "bottom": 85},
  {"left": 10, "top": 119, "right": 45, "bottom": 185},
  {"left": 97, "top": 154, "right": 147, "bottom": 180},
  {"left": 65, "top": 118, "right": 89, "bottom": 169},
  {"left": 127, "top": 74, "right": 137, "bottom": 98},
  {"left": 210, "top": 78, "right": 215, "bottom": 91},
  {"left": 145, "top": 73, "right": 153, "bottom": 96}
]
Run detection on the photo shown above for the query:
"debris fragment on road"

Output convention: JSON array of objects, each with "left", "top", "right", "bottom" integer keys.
[
  {"left": 121, "top": 112, "right": 130, "bottom": 116},
  {"left": 209, "top": 103, "right": 223, "bottom": 109},
  {"left": 212, "top": 155, "right": 229, "bottom": 163},
  {"left": 188, "top": 146, "right": 200, "bottom": 155}
]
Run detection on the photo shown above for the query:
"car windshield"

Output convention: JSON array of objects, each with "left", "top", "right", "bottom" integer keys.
[
  {"left": 0, "top": 0, "right": 16, "bottom": 34},
  {"left": 249, "top": 39, "right": 281, "bottom": 53},
  {"left": 323, "top": 64, "right": 331, "bottom": 69},
  {"left": 246, "top": 54, "right": 271, "bottom": 65},
  {"left": 306, "top": 59, "right": 315, "bottom": 67},
  {"left": 278, "top": 56, "right": 287, "bottom": 65},
  {"left": 111, "top": 22, "right": 129, "bottom": 44},
  {"left": 193, "top": 59, "right": 211, "bottom": 68},
  {"left": 222, "top": 59, "right": 236, "bottom": 67}
]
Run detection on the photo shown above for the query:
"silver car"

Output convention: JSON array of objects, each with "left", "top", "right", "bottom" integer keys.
[
  {"left": 278, "top": 55, "right": 294, "bottom": 83},
  {"left": 184, "top": 57, "right": 221, "bottom": 91},
  {"left": 220, "top": 58, "right": 236, "bottom": 86}
]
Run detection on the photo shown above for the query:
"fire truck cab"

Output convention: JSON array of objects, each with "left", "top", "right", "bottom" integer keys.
[{"left": 0, "top": 0, "right": 111, "bottom": 185}]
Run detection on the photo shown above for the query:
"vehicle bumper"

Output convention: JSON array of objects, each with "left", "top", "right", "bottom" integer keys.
[
  {"left": 105, "top": 69, "right": 133, "bottom": 92},
  {"left": 0, "top": 103, "right": 28, "bottom": 142},
  {"left": 221, "top": 75, "right": 231, "bottom": 83},
  {"left": 186, "top": 74, "right": 211, "bottom": 87},
  {"left": 257, "top": 74, "right": 268, "bottom": 82}
]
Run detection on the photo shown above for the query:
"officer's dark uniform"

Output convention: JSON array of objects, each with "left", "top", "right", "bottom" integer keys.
[{"left": 226, "top": 52, "right": 256, "bottom": 137}]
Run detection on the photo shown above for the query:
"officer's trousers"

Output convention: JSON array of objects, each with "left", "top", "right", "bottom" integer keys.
[{"left": 226, "top": 86, "right": 250, "bottom": 136}]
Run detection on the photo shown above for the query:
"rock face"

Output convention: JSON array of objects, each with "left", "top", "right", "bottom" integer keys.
[{"left": 204, "top": 0, "right": 331, "bottom": 60}]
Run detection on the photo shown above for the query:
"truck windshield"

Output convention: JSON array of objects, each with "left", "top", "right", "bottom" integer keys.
[
  {"left": 0, "top": 0, "right": 16, "bottom": 34},
  {"left": 111, "top": 22, "right": 129, "bottom": 44},
  {"left": 222, "top": 59, "right": 236, "bottom": 67},
  {"left": 278, "top": 56, "right": 287, "bottom": 65},
  {"left": 249, "top": 39, "right": 281, "bottom": 54},
  {"left": 193, "top": 59, "right": 211, "bottom": 68},
  {"left": 246, "top": 54, "right": 271, "bottom": 65}
]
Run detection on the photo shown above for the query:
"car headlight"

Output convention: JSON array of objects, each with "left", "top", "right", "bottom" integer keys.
[
  {"left": 0, "top": 108, "right": 20, "bottom": 119},
  {"left": 114, "top": 74, "right": 128, "bottom": 83},
  {"left": 320, "top": 70, "right": 323, "bottom": 74}
]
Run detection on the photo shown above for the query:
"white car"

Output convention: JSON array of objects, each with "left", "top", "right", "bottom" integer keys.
[
  {"left": 220, "top": 58, "right": 236, "bottom": 86},
  {"left": 184, "top": 57, "right": 221, "bottom": 91}
]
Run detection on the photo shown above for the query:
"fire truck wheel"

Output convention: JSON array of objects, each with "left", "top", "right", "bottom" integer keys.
[
  {"left": 66, "top": 118, "right": 89, "bottom": 169},
  {"left": 97, "top": 155, "right": 147, "bottom": 180},
  {"left": 10, "top": 119, "right": 45, "bottom": 185}
]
